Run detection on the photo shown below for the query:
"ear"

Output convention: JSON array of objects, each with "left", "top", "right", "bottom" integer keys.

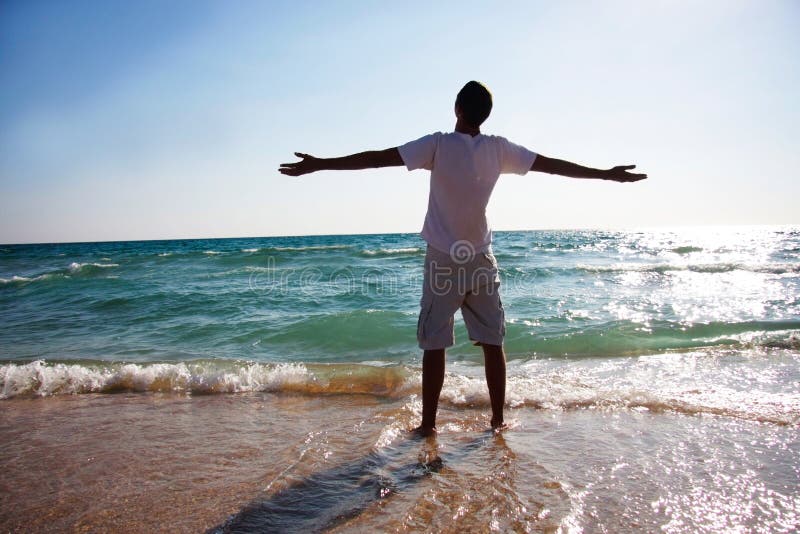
[{"left": 454, "top": 104, "right": 463, "bottom": 119}]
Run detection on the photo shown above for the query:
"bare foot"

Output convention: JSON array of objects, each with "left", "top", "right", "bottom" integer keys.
[
  {"left": 490, "top": 419, "right": 507, "bottom": 433},
  {"left": 410, "top": 425, "right": 437, "bottom": 438}
]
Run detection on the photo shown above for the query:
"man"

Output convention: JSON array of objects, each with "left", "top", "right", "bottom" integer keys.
[{"left": 279, "top": 81, "right": 646, "bottom": 436}]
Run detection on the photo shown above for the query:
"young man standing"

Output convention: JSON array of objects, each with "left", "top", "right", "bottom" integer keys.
[{"left": 279, "top": 81, "right": 646, "bottom": 436}]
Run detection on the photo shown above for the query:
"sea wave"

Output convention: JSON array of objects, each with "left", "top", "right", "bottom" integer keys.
[
  {"left": 1, "top": 262, "right": 118, "bottom": 285},
  {"left": 144, "top": 244, "right": 354, "bottom": 259},
  {"left": 69, "top": 262, "right": 119, "bottom": 272},
  {"left": 0, "top": 360, "right": 412, "bottom": 399},
  {"left": 440, "top": 372, "right": 798, "bottom": 426},
  {"left": 0, "top": 274, "right": 62, "bottom": 285},
  {"left": 360, "top": 247, "right": 423, "bottom": 257},
  {"left": 2, "top": 359, "right": 795, "bottom": 425},
  {"left": 503, "top": 319, "right": 800, "bottom": 357},
  {"left": 152, "top": 244, "right": 420, "bottom": 262}
]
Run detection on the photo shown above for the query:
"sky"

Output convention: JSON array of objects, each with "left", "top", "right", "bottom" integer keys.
[{"left": 1, "top": 0, "right": 798, "bottom": 244}]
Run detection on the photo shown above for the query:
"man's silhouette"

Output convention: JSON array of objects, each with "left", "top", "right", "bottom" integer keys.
[{"left": 280, "top": 81, "right": 646, "bottom": 436}]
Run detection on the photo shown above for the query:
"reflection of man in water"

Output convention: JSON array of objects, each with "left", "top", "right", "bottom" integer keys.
[{"left": 280, "top": 81, "right": 646, "bottom": 436}]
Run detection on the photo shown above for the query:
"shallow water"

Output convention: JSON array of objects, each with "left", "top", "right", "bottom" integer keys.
[{"left": 1, "top": 392, "right": 797, "bottom": 533}]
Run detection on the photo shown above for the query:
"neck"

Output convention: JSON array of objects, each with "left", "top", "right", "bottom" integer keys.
[{"left": 455, "top": 119, "right": 480, "bottom": 137}]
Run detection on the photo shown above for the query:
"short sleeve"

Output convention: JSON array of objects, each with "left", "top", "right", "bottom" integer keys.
[
  {"left": 498, "top": 137, "right": 537, "bottom": 175},
  {"left": 398, "top": 132, "right": 441, "bottom": 171}
]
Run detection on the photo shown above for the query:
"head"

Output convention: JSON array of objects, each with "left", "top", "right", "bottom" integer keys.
[{"left": 455, "top": 81, "right": 493, "bottom": 129}]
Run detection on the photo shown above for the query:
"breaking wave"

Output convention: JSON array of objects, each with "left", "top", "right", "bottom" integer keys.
[
  {"left": 2, "top": 358, "right": 796, "bottom": 425},
  {"left": 0, "top": 360, "right": 412, "bottom": 399}
]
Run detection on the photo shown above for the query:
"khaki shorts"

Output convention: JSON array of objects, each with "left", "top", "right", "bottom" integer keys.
[{"left": 417, "top": 245, "right": 505, "bottom": 350}]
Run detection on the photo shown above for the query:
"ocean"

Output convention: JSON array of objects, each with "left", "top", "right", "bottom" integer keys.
[{"left": 1, "top": 227, "right": 798, "bottom": 532}]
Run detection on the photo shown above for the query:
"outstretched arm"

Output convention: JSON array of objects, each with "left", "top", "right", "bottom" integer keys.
[
  {"left": 531, "top": 155, "right": 647, "bottom": 182},
  {"left": 279, "top": 148, "right": 404, "bottom": 177}
]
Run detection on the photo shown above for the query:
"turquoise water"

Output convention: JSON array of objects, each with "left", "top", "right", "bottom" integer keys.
[
  {"left": 1, "top": 226, "right": 799, "bottom": 422},
  {"left": 3, "top": 227, "right": 798, "bottom": 363},
  {"left": 1, "top": 227, "right": 799, "bottom": 414},
  {"left": 2, "top": 227, "right": 799, "bottom": 531},
  {"left": 2, "top": 228, "right": 799, "bottom": 390}
]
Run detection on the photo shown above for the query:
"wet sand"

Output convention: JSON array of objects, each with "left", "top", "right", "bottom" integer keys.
[
  {"left": 0, "top": 393, "right": 389, "bottom": 532},
  {"left": 1, "top": 392, "right": 798, "bottom": 532}
]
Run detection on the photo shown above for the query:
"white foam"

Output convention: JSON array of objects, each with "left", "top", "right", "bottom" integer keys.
[
  {"left": 361, "top": 247, "right": 422, "bottom": 256},
  {"left": 1, "top": 275, "right": 31, "bottom": 284},
  {"left": 375, "top": 397, "right": 420, "bottom": 448},
  {"left": 0, "top": 360, "right": 312, "bottom": 399},
  {"left": 68, "top": 262, "right": 119, "bottom": 272},
  {"left": 0, "top": 273, "right": 60, "bottom": 284},
  {"left": 434, "top": 357, "right": 800, "bottom": 425},
  {"left": 2, "top": 357, "right": 796, "bottom": 425}
]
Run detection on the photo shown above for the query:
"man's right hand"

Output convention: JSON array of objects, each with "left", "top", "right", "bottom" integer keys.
[
  {"left": 532, "top": 155, "right": 648, "bottom": 182},
  {"left": 279, "top": 152, "right": 321, "bottom": 176},
  {"left": 603, "top": 165, "right": 648, "bottom": 182}
]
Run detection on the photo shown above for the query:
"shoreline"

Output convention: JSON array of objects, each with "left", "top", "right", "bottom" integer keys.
[{"left": 1, "top": 391, "right": 797, "bottom": 532}]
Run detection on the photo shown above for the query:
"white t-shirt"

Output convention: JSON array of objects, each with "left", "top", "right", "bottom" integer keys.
[{"left": 399, "top": 131, "right": 537, "bottom": 255}]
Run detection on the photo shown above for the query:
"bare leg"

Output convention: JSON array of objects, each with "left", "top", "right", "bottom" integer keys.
[
  {"left": 413, "top": 348, "right": 445, "bottom": 436},
  {"left": 482, "top": 343, "right": 506, "bottom": 429}
]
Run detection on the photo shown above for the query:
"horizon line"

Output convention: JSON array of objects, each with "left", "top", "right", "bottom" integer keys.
[{"left": 2, "top": 223, "right": 798, "bottom": 247}]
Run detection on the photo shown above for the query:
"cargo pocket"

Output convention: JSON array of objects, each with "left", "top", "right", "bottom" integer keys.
[
  {"left": 482, "top": 252, "right": 501, "bottom": 283},
  {"left": 417, "top": 300, "right": 434, "bottom": 344}
]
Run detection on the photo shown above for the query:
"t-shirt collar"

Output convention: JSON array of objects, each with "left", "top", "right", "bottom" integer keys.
[{"left": 454, "top": 131, "right": 482, "bottom": 142}]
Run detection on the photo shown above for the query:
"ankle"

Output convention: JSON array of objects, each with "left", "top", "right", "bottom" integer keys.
[{"left": 412, "top": 425, "right": 437, "bottom": 437}]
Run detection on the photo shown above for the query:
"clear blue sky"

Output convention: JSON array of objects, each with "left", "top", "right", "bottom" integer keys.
[{"left": 1, "top": 0, "right": 798, "bottom": 244}]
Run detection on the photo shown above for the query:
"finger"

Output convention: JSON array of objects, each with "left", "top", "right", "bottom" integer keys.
[
  {"left": 611, "top": 173, "right": 645, "bottom": 182},
  {"left": 294, "top": 152, "right": 313, "bottom": 159},
  {"left": 622, "top": 164, "right": 636, "bottom": 170}
]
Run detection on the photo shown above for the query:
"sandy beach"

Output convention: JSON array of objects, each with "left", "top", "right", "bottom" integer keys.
[{"left": 2, "top": 389, "right": 797, "bottom": 533}]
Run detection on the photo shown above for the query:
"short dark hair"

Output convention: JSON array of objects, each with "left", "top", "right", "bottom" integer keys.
[{"left": 455, "top": 81, "right": 493, "bottom": 128}]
